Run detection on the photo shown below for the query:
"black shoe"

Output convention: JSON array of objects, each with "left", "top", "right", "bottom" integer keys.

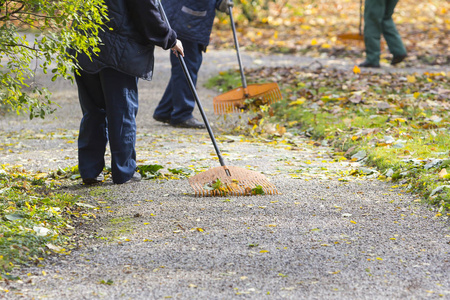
[
  {"left": 83, "top": 174, "right": 104, "bottom": 185},
  {"left": 358, "top": 61, "right": 380, "bottom": 68},
  {"left": 391, "top": 54, "right": 407, "bottom": 65},
  {"left": 124, "top": 172, "right": 142, "bottom": 184},
  {"left": 171, "top": 118, "right": 206, "bottom": 129},
  {"left": 153, "top": 115, "right": 170, "bottom": 124}
]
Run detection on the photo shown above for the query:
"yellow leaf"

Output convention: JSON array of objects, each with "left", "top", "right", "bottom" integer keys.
[
  {"left": 353, "top": 65, "right": 361, "bottom": 74},
  {"left": 311, "top": 38, "right": 317, "bottom": 45},
  {"left": 350, "top": 220, "right": 357, "bottom": 224},
  {"left": 393, "top": 118, "right": 406, "bottom": 123},
  {"left": 413, "top": 92, "right": 420, "bottom": 99},
  {"left": 376, "top": 257, "right": 383, "bottom": 261},
  {"left": 288, "top": 97, "right": 306, "bottom": 106},
  {"left": 260, "top": 250, "right": 269, "bottom": 253},
  {"left": 407, "top": 75, "right": 416, "bottom": 83},
  {"left": 190, "top": 227, "right": 204, "bottom": 232}
]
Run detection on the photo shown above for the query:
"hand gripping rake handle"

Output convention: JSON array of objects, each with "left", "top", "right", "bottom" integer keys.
[
  {"left": 228, "top": 4, "right": 248, "bottom": 95},
  {"left": 157, "top": 0, "right": 230, "bottom": 176}
]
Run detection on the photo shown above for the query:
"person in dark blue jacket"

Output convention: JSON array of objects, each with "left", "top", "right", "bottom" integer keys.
[
  {"left": 153, "top": 0, "right": 232, "bottom": 128},
  {"left": 72, "top": 0, "right": 183, "bottom": 185}
]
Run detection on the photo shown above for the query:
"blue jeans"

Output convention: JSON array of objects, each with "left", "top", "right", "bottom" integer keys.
[
  {"left": 75, "top": 68, "right": 139, "bottom": 184},
  {"left": 154, "top": 38, "right": 203, "bottom": 125}
]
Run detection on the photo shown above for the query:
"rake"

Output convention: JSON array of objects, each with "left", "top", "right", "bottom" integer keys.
[
  {"left": 157, "top": 0, "right": 278, "bottom": 197},
  {"left": 213, "top": 3, "right": 282, "bottom": 115},
  {"left": 337, "top": 0, "right": 364, "bottom": 42}
]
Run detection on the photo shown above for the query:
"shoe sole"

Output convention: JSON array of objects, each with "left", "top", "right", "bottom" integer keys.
[
  {"left": 171, "top": 124, "right": 206, "bottom": 129},
  {"left": 153, "top": 116, "right": 170, "bottom": 124},
  {"left": 83, "top": 179, "right": 103, "bottom": 185}
]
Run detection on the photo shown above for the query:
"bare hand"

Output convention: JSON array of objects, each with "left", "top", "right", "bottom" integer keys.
[{"left": 171, "top": 39, "right": 184, "bottom": 57}]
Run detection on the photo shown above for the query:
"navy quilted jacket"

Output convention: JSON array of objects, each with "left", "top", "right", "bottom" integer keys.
[
  {"left": 74, "top": 0, "right": 177, "bottom": 81},
  {"left": 162, "top": 0, "right": 222, "bottom": 46}
]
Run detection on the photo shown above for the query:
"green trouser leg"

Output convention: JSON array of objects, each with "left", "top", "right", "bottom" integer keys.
[{"left": 363, "top": 0, "right": 406, "bottom": 64}]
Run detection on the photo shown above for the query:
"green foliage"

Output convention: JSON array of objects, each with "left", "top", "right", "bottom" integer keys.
[
  {"left": 0, "top": 0, "right": 107, "bottom": 119},
  {"left": 138, "top": 164, "right": 164, "bottom": 179},
  {"left": 234, "top": 0, "right": 276, "bottom": 22},
  {"left": 251, "top": 185, "right": 265, "bottom": 195},
  {"left": 0, "top": 166, "right": 80, "bottom": 274}
]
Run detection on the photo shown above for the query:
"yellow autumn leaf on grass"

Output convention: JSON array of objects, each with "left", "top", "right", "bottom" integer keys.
[
  {"left": 413, "top": 92, "right": 420, "bottom": 98},
  {"left": 407, "top": 75, "right": 416, "bottom": 83},
  {"left": 350, "top": 220, "right": 357, "bottom": 224},
  {"left": 353, "top": 65, "right": 361, "bottom": 74},
  {"left": 289, "top": 97, "right": 306, "bottom": 106},
  {"left": 311, "top": 38, "right": 317, "bottom": 45},
  {"left": 260, "top": 250, "right": 269, "bottom": 253},
  {"left": 393, "top": 118, "right": 406, "bottom": 123}
]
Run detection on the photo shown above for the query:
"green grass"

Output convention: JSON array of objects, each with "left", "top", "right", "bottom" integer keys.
[
  {"left": 0, "top": 166, "right": 81, "bottom": 276},
  {"left": 207, "top": 68, "right": 450, "bottom": 215}
]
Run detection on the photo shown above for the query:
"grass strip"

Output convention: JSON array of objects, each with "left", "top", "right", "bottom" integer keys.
[{"left": 207, "top": 67, "right": 450, "bottom": 215}]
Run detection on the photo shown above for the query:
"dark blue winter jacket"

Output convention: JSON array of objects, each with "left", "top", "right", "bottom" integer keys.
[
  {"left": 74, "top": 0, "right": 177, "bottom": 81},
  {"left": 163, "top": 0, "right": 222, "bottom": 47}
]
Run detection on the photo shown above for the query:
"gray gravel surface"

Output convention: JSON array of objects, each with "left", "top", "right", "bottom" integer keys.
[{"left": 1, "top": 48, "right": 449, "bottom": 299}]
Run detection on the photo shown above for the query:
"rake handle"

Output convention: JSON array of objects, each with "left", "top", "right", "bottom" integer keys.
[
  {"left": 177, "top": 55, "right": 228, "bottom": 169},
  {"left": 157, "top": 0, "right": 229, "bottom": 173},
  {"left": 359, "top": 0, "right": 363, "bottom": 36},
  {"left": 228, "top": 5, "right": 248, "bottom": 92}
]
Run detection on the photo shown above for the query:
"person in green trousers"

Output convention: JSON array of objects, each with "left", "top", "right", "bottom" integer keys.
[{"left": 359, "top": 0, "right": 407, "bottom": 68}]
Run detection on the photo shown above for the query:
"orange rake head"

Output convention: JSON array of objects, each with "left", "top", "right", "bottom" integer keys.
[
  {"left": 188, "top": 165, "right": 278, "bottom": 197},
  {"left": 337, "top": 33, "right": 364, "bottom": 41},
  {"left": 213, "top": 82, "right": 282, "bottom": 115}
]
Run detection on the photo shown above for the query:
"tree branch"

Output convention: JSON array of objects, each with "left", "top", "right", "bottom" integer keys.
[{"left": 0, "top": 2, "right": 25, "bottom": 21}]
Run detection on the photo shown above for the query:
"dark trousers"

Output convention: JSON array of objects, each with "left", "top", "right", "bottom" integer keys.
[
  {"left": 75, "top": 68, "right": 139, "bottom": 184},
  {"left": 154, "top": 38, "right": 203, "bottom": 125},
  {"left": 363, "top": 0, "right": 407, "bottom": 64}
]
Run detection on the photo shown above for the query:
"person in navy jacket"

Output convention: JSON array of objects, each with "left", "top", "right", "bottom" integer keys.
[
  {"left": 72, "top": 0, "right": 183, "bottom": 184},
  {"left": 153, "top": 0, "right": 232, "bottom": 128}
]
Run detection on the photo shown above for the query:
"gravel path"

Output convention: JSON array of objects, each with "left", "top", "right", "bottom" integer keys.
[{"left": 1, "top": 48, "right": 449, "bottom": 299}]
